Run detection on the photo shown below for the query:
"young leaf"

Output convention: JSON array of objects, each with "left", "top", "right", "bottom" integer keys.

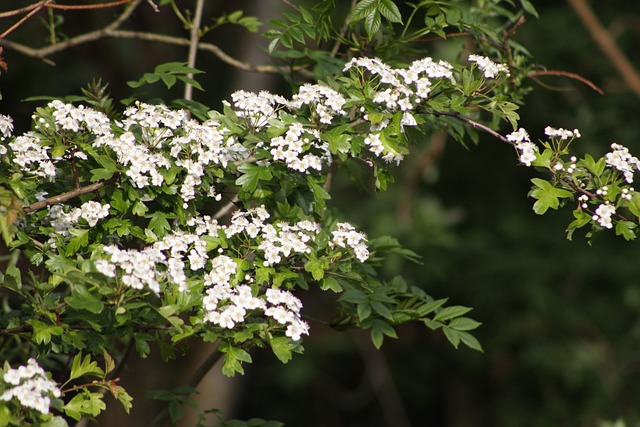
[{"left": 69, "top": 353, "right": 105, "bottom": 382}]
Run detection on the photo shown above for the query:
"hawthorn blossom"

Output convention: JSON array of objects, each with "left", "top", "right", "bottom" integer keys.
[
  {"left": 468, "top": 54, "right": 510, "bottom": 78},
  {"left": 593, "top": 203, "right": 616, "bottom": 229},
  {"left": 329, "top": 222, "right": 369, "bottom": 262},
  {"left": 289, "top": 83, "right": 346, "bottom": 124},
  {"left": 507, "top": 128, "right": 537, "bottom": 167},
  {"left": 1, "top": 359, "right": 61, "bottom": 415},
  {"left": 8, "top": 133, "right": 56, "bottom": 180},
  {"left": 0, "top": 114, "right": 13, "bottom": 140},
  {"left": 544, "top": 126, "right": 581, "bottom": 140},
  {"left": 605, "top": 143, "right": 640, "bottom": 183}
]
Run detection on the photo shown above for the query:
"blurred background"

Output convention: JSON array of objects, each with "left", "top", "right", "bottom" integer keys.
[{"left": 2, "top": 1, "right": 640, "bottom": 426}]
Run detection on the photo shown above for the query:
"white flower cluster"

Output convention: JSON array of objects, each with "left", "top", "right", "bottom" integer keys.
[
  {"left": 544, "top": 126, "right": 581, "bottom": 140},
  {"left": 225, "top": 206, "right": 321, "bottom": 266},
  {"left": 0, "top": 359, "right": 61, "bottom": 415},
  {"left": 507, "top": 128, "right": 537, "bottom": 167},
  {"left": 605, "top": 143, "right": 640, "bottom": 183},
  {"left": 468, "top": 54, "right": 510, "bottom": 78},
  {"left": 47, "top": 100, "right": 112, "bottom": 135},
  {"left": 265, "top": 288, "right": 309, "bottom": 341},
  {"left": 27, "top": 101, "right": 248, "bottom": 206},
  {"left": 344, "top": 57, "right": 454, "bottom": 164},
  {"left": 231, "top": 90, "right": 288, "bottom": 128},
  {"left": 8, "top": 133, "right": 56, "bottom": 180},
  {"left": 0, "top": 114, "right": 13, "bottom": 140},
  {"left": 593, "top": 203, "right": 616, "bottom": 229},
  {"left": 45, "top": 201, "right": 110, "bottom": 246},
  {"left": 93, "top": 207, "right": 367, "bottom": 340},
  {"left": 290, "top": 83, "right": 346, "bottom": 125},
  {"left": 269, "top": 122, "right": 330, "bottom": 172},
  {"left": 201, "top": 251, "right": 309, "bottom": 340},
  {"left": 98, "top": 245, "right": 165, "bottom": 293},
  {"left": 329, "top": 222, "right": 369, "bottom": 262}
]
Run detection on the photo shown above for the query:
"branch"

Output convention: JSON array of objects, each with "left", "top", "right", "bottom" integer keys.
[
  {"left": 184, "top": 0, "right": 205, "bottom": 101},
  {"left": 23, "top": 177, "right": 117, "bottom": 213},
  {"left": 0, "top": 0, "right": 53, "bottom": 40},
  {"left": 434, "top": 111, "right": 510, "bottom": 144},
  {"left": 528, "top": 69, "right": 604, "bottom": 94},
  {"left": 567, "top": 0, "right": 640, "bottom": 96},
  {"left": 213, "top": 195, "right": 239, "bottom": 220},
  {"left": 0, "top": 0, "right": 142, "bottom": 65},
  {"left": 46, "top": 0, "right": 137, "bottom": 11}
]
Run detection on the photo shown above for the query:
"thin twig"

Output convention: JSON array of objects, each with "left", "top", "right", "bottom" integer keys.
[
  {"left": 331, "top": 0, "right": 357, "bottom": 57},
  {"left": 0, "top": 1, "right": 48, "bottom": 19},
  {"left": 529, "top": 69, "right": 604, "bottom": 94},
  {"left": 0, "top": 0, "right": 53, "bottom": 40},
  {"left": 46, "top": 0, "right": 136, "bottom": 11},
  {"left": 184, "top": 0, "right": 205, "bottom": 101},
  {"left": 0, "top": 0, "right": 142, "bottom": 65},
  {"left": 567, "top": 0, "right": 640, "bottom": 96},
  {"left": 434, "top": 111, "right": 510, "bottom": 144}
]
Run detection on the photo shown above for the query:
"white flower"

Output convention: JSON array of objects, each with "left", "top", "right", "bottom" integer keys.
[
  {"left": 330, "top": 222, "right": 369, "bottom": 262},
  {"left": 1, "top": 359, "right": 61, "bottom": 415},
  {"left": 593, "top": 203, "right": 616, "bottom": 229},
  {"left": 605, "top": 143, "right": 640, "bottom": 183},
  {"left": 468, "top": 54, "right": 510, "bottom": 78},
  {"left": 544, "top": 126, "right": 581, "bottom": 140},
  {"left": 0, "top": 114, "right": 14, "bottom": 139}
]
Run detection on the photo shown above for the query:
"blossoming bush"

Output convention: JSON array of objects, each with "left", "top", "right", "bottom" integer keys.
[{"left": 0, "top": 0, "right": 638, "bottom": 425}]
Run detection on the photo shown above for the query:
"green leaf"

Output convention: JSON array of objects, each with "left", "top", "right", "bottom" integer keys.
[
  {"left": 148, "top": 211, "right": 172, "bottom": 237},
  {"left": 615, "top": 220, "right": 637, "bottom": 241},
  {"left": 364, "top": 11, "right": 382, "bottom": 37},
  {"left": 219, "top": 342, "right": 252, "bottom": 376},
  {"left": 270, "top": 336, "right": 295, "bottom": 363},
  {"left": 529, "top": 178, "right": 573, "bottom": 215},
  {"left": 304, "top": 256, "right": 328, "bottom": 281},
  {"left": 31, "top": 319, "right": 63, "bottom": 345},
  {"left": 378, "top": 0, "right": 402, "bottom": 23},
  {"left": 370, "top": 301, "right": 394, "bottom": 321},
  {"left": 519, "top": 0, "right": 539, "bottom": 18},
  {"left": 351, "top": 0, "right": 377, "bottom": 22},
  {"left": 320, "top": 276, "right": 343, "bottom": 292},
  {"left": 458, "top": 330, "right": 484, "bottom": 352},
  {"left": 235, "top": 163, "right": 273, "bottom": 192},
  {"left": 65, "top": 285, "right": 105, "bottom": 314},
  {"left": 582, "top": 154, "right": 606, "bottom": 177},
  {"left": 339, "top": 288, "right": 368, "bottom": 304},
  {"left": 417, "top": 298, "right": 448, "bottom": 316},
  {"left": 69, "top": 353, "right": 105, "bottom": 382},
  {"left": 442, "top": 326, "right": 460, "bottom": 348},
  {"left": 566, "top": 209, "right": 593, "bottom": 240},
  {"left": 357, "top": 303, "right": 372, "bottom": 322},
  {"left": 433, "top": 305, "right": 472, "bottom": 322},
  {"left": 63, "top": 391, "right": 106, "bottom": 420},
  {"left": 90, "top": 168, "right": 115, "bottom": 182},
  {"left": 369, "top": 319, "right": 397, "bottom": 349},
  {"left": 64, "top": 229, "right": 90, "bottom": 257},
  {"left": 448, "top": 317, "right": 482, "bottom": 331}
]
